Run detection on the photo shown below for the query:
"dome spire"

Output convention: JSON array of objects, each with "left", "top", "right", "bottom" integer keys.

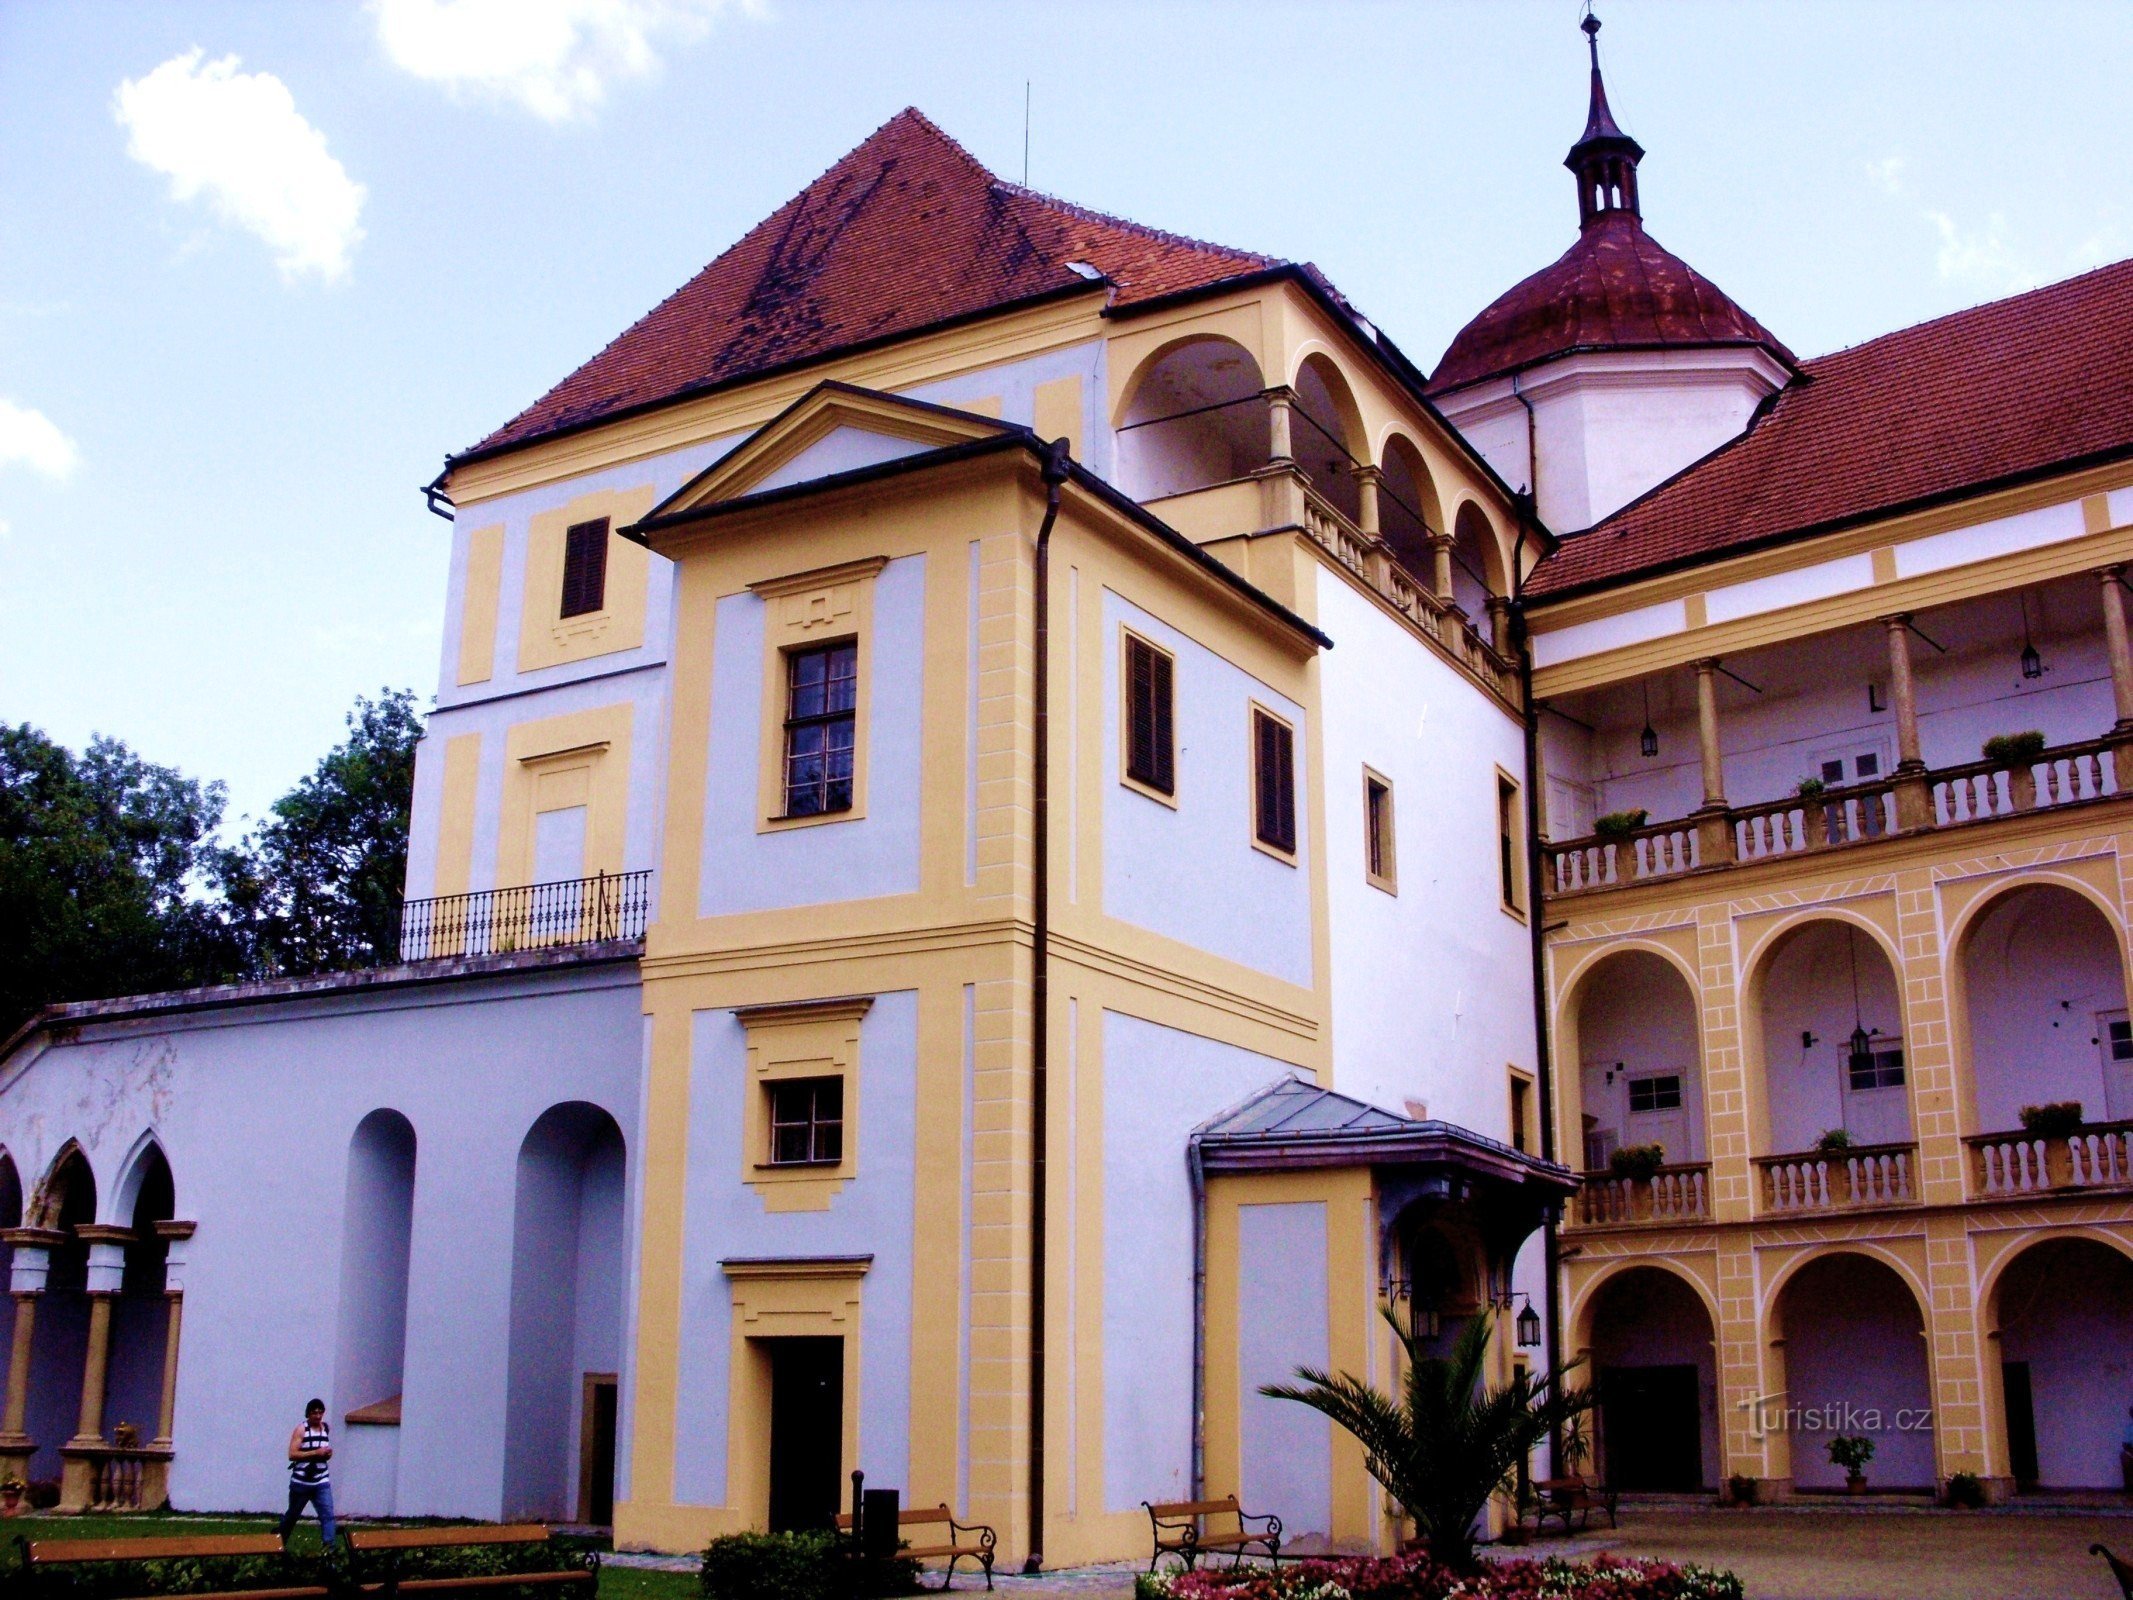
[{"left": 1565, "top": 7, "right": 1645, "bottom": 231}]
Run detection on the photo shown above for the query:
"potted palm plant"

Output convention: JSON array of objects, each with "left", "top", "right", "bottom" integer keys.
[{"left": 1829, "top": 1434, "right": 1875, "bottom": 1493}]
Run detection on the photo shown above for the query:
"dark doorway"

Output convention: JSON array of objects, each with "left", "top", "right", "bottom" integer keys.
[
  {"left": 578, "top": 1374, "right": 618, "bottom": 1526},
  {"left": 768, "top": 1338, "right": 843, "bottom": 1532},
  {"left": 1600, "top": 1365, "right": 1702, "bottom": 1490},
  {"left": 2002, "top": 1361, "right": 2039, "bottom": 1490}
]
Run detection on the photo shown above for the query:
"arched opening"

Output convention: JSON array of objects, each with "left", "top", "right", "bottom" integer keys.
[
  {"left": 26, "top": 1146, "right": 96, "bottom": 1482},
  {"left": 1756, "top": 921, "right": 1911, "bottom": 1156},
  {"left": 1958, "top": 883, "right": 2133, "bottom": 1133},
  {"left": 104, "top": 1143, "right": 174, "bottom": 1450},
  {"left": 1991, "top": 1237, "right": 2133, "bottom": 1489},
  {"left": 1774, "top": 1253, "right": 1936, "bottom": 1491},
  {"left": 1586, "top": 1267, "right": 1718, "bottom": 1492},
  {"left": 503, "top": 1102, "right": 626, "bottom": 1524},
  {"left": 0, "top": 1153, "right": 18, "bottom": 1429},
  {"left": 1451, "top": 502, "right": 1502, "bottom": 621},
  {"left": 1390, "top": 1205, "right": 1486, "bottom": 1362},
  {"left": 338, "top": 1112, "right": 417, "bottom": 1419},
  {"left": 1377, "top": 435, "right": 1442, "bottom": 581},
  {"left": 1115, "top": 337, "right": 1268, "bottom": 501},
  {"left": 1291, "top": 354, "right": 1364, "bottom": 526},
  {"left": 1573, "top": 948, "right": 1705, "bottom": 1174}
]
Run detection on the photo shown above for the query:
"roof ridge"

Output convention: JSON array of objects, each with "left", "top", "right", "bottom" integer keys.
[
  {"left": 1800, "top": 251, "right": 2133, "bottom": 370},
  {"left": 993, "top": 176, "right": 1278, "bottom": 269}
]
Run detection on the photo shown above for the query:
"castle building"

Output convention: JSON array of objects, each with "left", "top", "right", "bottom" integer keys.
[{"left": 1, "top": 15, "right": 2128, "bottom": 1556}]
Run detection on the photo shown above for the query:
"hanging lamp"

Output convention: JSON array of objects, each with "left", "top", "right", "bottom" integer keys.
[
  {"left": 2019, "top": 593, "right": 2044, "bottom": 680},
  {"left": 1640, "top": 680, "right": 1659, "bottom": 758}
]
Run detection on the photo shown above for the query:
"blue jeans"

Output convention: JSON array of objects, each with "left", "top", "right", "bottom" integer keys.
[{"left": 281, "top": 1481, "right": 337, "bottom": 1546}]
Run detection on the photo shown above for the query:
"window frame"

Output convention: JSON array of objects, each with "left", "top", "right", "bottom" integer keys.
[
  {"left": 1363, "top": 766, "right": 1397, "bottom": 893},
  {"left": 1121, "top": 629, "right": 1177, "bottom": 804},
  {"left": 1250, "top": 703, "right": 1298, "bottom": 862},
  {"left": 766, "top": 1075, "right": 845, "bottom": 1167},
  {"left": 1507, "top": 1068, "right": 1535, "bottom": 1154},
  {"left": 559, "top": 517, "right": 611, "bottom": 620},
  {"left": 1496, "top": 768, "right": 1526, "bottom": 918},
  {"left": 1626, "top": 1073, "right": 1684, "bottom": 1114},
  {"left": 779, "top": 638, "right": 860, "bottom": 820}
]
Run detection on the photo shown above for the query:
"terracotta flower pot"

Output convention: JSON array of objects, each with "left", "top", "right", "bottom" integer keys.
[
  {"left": 1846, "top": 1473, "right": 1868, "bottom": 1495},
  {"left": 1, "top": 1487, "right": 21, "bottom": 1518}
]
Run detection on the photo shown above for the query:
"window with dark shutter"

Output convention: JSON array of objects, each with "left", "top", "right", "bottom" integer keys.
[
  {"left": 1253, "top": 707, "right": 1296, "bottom": 855},
  {"left": 1124, "top": 634, "right": 1174, "bottom": 795},
  {"left": 1498, "top": 773, "right": 1523, "bottom": 910},
  {"left": 1364, "top": 770, "right": 1396, "bottom": 890},
  {"left": 560, "top": 518, "right": 610, "bottom": 618},
  {"left": 782, "top": 641, "right": 858, "bottom": 816}
]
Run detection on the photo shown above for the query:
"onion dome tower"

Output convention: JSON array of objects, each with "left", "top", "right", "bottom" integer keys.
[{"left": 1429, "top": 11, "right": 1795, "bottom": 534}]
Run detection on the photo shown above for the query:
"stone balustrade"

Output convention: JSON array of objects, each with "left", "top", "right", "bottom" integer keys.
[
  {"left": 1756, "top": 1142, "right": 1917, "bottom": 1214},
  {"left": 1572, "top": 1163, "right": 1710, "bottom": 1227},
  {"left": 1966, "top": 1121, "right": 2133, "bottom": 1197}
]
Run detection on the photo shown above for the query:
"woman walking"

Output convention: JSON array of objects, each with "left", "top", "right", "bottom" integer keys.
[{"left": 280, "top": 1398, "right": 337, "bottom": 1548}]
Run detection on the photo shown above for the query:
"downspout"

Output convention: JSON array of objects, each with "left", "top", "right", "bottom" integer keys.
[
  {"left": 1509, "top": 515, "right": 1567, "bottom": 1466},
  {"left": 1188, "top": 1132, "right": 1208, "bottom": 1501},
  {"left": 1510, "top": 371, "right": 1540, "bottom": 520},
  {"left": 1026, "top": 435, "right": 1073, "bottom": 1573},
  {"left": 422, "top": 470, "right": 455, "bottom": 522}
]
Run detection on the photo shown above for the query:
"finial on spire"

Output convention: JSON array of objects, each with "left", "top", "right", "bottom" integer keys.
[{"left": 1564, "top": 5, "right": 1645, "bottom": 231}]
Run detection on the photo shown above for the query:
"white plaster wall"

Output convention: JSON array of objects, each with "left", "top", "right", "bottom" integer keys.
[
  {"left": 0, "top": 964, "right": 642, "bottom": 1517},
  {"left": 1315, "top": 575, "right": 1535, "bottom": 1132},
  {"left": 1100, "top": 1013, "right": 1295, "bottom": 1512},
  {"left": 1998, "top": 1240, "right": 2133, "bottom": 1487},
  {"left": 903, "top": 339, "right": 1113, "bottom": 483},
  {"left": 1236, "top": 1202, "right": 1332, "bottom": 1542},
  {"left": 699, "top": 557, "right": 927, "bottom": 915},
  {"left": 1960, "top": 886, "right": 2133, "bottom": 1130},
  {"left": 1575, "top": 951, "right": 1704, "bottom": 1166},
  {"left": 668, "top": 993, "right": 918, "bottom": 1508},
  {"left": 1757, "top": 923, "right": 1910, "bottom": 1153},
  {"left": 1778, "top": 1255, "right": 1937, "bottom": 1490},
  {"left": 1100, "top": 592, "right": 1313, "bottom": 987}
]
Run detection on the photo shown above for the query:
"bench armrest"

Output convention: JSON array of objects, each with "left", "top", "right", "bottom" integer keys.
[{"left": 1235, "top": 1511, "right": 1282, "bottom": 1538}]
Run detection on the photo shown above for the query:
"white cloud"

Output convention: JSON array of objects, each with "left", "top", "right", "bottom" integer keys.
[
  {"left": 374, "top": 0, "right": 748, "bottom": 121},
  {"left": 0, "top": 399, "right": 80, "bottom": 479},
  {"left": 1867, "top": 152, "right": 2118, "bottom": 300},
  {"left": 115, "top": 49, "right": 366, "bottom": 284}
]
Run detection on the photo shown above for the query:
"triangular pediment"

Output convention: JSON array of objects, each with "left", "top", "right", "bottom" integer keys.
[{"left": 646, "top": 382, "right": 1019, "bottom": 519}]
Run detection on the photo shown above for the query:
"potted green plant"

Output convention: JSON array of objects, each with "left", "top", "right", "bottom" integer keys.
[
  {"left": 1981, "top": 730, "right": 2047, "bottom": 765},
  {"left": 1609, "top": 1143, "right": 1667, "bottom": 1182},
  {"left": 1829, "top": 1434, "right": 1874, "bottom": 1493},
  {"left": 1594, "top": 808, "right": 1649, "bottom": 839},
  {"left": 0, "top": 1474, "right": 23, "bottom": 1516},
  {"left": 1725, "top": 1473, "right": 1759, "bottom": 1507},
  {"left": 1944, "top": 1470, "right": 1985, "bottom": 1509},
  {"left": 1814, "top": 1128, "right": 1854, "bottom": 1154},
  {"left": 2019, "top": 1101, "right": 2084, "bottom": 1139},
  {"left": 1794, "top": 776, "right": 1828, "bottom": 800}
]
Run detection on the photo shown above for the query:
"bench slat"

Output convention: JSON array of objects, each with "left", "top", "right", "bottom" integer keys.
[
  {"left": 834, "top": 1507, "right": 959, "bottom": 1529},
  {"left": 348, "top": 1525, "right": 553, "bottom": 1552},
  {"left": 1145, "top": 1499, "right": 1240, "bottom": 1518},
  {"left": 393, "top": 1574, "right": 593, "bottom": 1593},
  {"left": 27, "top": 1535, "right": 289, "bottom": 1563}
]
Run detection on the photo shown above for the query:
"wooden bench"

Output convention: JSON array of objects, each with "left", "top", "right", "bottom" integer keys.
[
  {"left": 1521, "top": 1477, "right": 1618, "bottom": 1535},
  {"left": 344, "top": 1525, "right": 598, "bottom": 1598},
  {"left": 835, "top": 1502, "right": 997, "bottom": 1590},
  {"left": 1142, "top": 1496, "right": 1282, "bottom": 1573},
  {"left": 15, "top": 1533, "right": 328, "bottom": 1600}
]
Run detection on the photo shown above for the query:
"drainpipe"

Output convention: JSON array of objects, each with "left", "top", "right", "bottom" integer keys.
[
  {"left": 1510, "top": 517, "right": 1568, "bottom": 1470},
  {"left": 1510, "top": 371, "right": 1540, "bottom": 522},
  {"left": 422, "top": 470, "right": 455, "bottom": 522},
  {"left": 1188, "top": 1132, "right": 1208, "bottom": 1502},
  {"left": 1026, "top": 435, "right": 1073, "bottom": 1573}
]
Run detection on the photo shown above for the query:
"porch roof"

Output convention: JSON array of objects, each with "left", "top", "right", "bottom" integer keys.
[{"left": 1193, "top": 1077, "right": 1577, "bottom": 1193}]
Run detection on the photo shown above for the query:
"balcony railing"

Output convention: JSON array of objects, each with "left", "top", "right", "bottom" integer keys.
[
  {"left": 1573, "top": 1162, "right": 1710, "bottom": 1227},
  {"left": 1756, "top": 1141, "right": 1918, "bottom": 1214},
  {"left": 1966, "top": 1121, "right": 2133, "bottom": 1197},
  {"left": 395, "top": 870, "right": 652, "bottom": 963},
  {"left": 1546, "top": 732, "right": 2128, "bottom": 898}
]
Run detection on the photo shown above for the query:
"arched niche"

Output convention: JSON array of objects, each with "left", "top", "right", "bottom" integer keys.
[
  {"left": 1291, "top": 353, "right": 1364, "bottom": 525},
  {"left": 26, "top": 1145, "right": 96, "bottom": 1479},
  {"left": 337, "top": 1111, "right": 417, "bottom": 1419},
  {"left": 1772, "top": 1251, "right": 1936, "bottom": 1491},
  {"left": 1570, "top": 948, "right": 1706, "bottom": 1171},
  {"left": 1585, "top": 1265, "right": 1719, "bottom": 1492},
  {"left": 1451, "top": 502, "right": 1504, "bottom": 620},
  {"left": 1956, "top": 882, "right": 2133, "bottom": 1133},
  {"left": 1753, "top": 920, "right": 1911, "bottom": 1155},
  {"left": 502, "top": 1102, "right": 627, "bottom": 1522},
  {"left": 1387, "top": 1202, "right": 1487, "bottom": 1364},
  {"left": 1987, "top": 1235, "right": 2133, "bottom": 1489},
  {"left": 1115, "top": 337, "right": 1269, "bottom": 501},
  {"left": 1377, "top": 434, "right": 1442, "bottom": 580},
  {"left": 104, "top": 1142, "right": 174, "bottom": 1447}
]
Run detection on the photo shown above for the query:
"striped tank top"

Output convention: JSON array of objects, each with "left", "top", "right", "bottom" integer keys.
[{"left": 291, "top": 1420, "right": 330, "bottom": 1485}]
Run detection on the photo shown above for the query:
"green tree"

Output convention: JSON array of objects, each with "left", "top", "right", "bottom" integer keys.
[
  {"left": 237, "top": 689, "right": 422, "bottom": 975},
  {"left": 0, "top": 723, "right": 245, "bottom": 1033},
  {"left": 1261, "top": 1307, "right": 1596, "bottom": 1570}
]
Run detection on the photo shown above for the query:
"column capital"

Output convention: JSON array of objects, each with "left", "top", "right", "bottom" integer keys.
[
  {"left": 1348, "top": 462, "right": 1383, "bottom": 486},
  {"left": 0, "top": 1228, "right": 63, "bottom": 1251},
  {"left": 1881, "top": 611, "right": 1914, "bottom": 631},
  {"left": 72, "top": 1225, "right": 135, "bottom": 1248},
  {"left": 1259, "top": 383, "right": 1298, "bottom": 405},
  {"left": 151, "top": 1220, "right": 197, "bottom": 1244},
  {"left": 2100, "top": 561, "right": 2127, "bottom": 580}
]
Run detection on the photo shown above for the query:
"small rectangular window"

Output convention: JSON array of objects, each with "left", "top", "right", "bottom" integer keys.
[
  {"left": 768, "top": 1076, "right": 844, "bottom": 1165},
  {"left": 783, "top": 641, "right": 858, "bottom": 817},
  {"left": 560, "top": 518, "right": 610, "bottom": 618},
  {"left": 2102, "top": 1013, "right": 2133, "bottom": 1062},
  {"left": 1252, "top": 707, "right": 1296, "bottom": 856},
  {"left": 1498, "top": 773, "right": 1523, "bottom": 911},
  {"left": 1509, "top": 1074, "right": 1532, "bottom": 1154},
  {"left": 1124, "top": 633, "right": 1175, "bottom": 796},
  {"left": 1847, "top": 1044, "right": 1906, "bottom": 1092},
  {"left": 1364, "top": 769, "right": 1396, "bottom": 891},
  {"left": 1627, "top": 1074, "right": 1683, "bottom": 1114}
]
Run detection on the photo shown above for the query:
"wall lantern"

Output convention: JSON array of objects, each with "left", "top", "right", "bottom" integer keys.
[
  {"left": 1639, "top": 681, "right": 1659, "bottom": 758},
  {"left": 2019, "top": 593, "right": 2045, "bottom": 680},
  {"left": 1847, "top": 1023, "right": 1874, "bottom": 1077},
  {"left": 1515, "top": 1294, "right": 1543, "bottom": 1350}
]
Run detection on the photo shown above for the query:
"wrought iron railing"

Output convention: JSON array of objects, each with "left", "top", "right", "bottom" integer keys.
[{"left": 395, "top": 870, "right": 652, "bottom": 963}]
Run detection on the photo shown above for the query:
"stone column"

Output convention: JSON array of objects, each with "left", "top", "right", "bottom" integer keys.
[
  {"left": 1693, "top": 661, "right": 1735, "bottom": 866},
  {"left": 1264, "top": 386, "right": 1295, "bottom": 464},
  {"left": 1883, "top": 615, "right": 1934, "bottom": 828},
  {"left": 1350, "top": 465, "right": 1393, "bottom": 589},
  {"left": 1429, "top": 532, "right": 1456, "bottom": 607},
  {"left": 1487, "top": 595, "right": 1512, "bottom": 654},
  {"left": 2099, "top": 568, "right": 2133, "bottom": 788},
  {"left": 60, "top": 1226, "right": 131, "bottom": 1511},
  {"left": 141, "top": 1222, "right": 193, "bottom": 1510},
  {"left": 0, "top": 1229, "right": 58, "bottom": 1487}
]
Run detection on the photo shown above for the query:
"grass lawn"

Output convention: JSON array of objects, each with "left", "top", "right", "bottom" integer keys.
[{"left": 1, "top": 1512, "right": 695, "bottom": 1598}]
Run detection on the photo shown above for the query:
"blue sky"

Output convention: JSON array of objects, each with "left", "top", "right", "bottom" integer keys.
[{"left": 4, "top": 0, "right": 2130, "bottom": 825}]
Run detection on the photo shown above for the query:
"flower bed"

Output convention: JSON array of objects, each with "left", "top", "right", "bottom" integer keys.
[{"left": 1135, "top": 1552, "right": 1742, "bottom": 1600}]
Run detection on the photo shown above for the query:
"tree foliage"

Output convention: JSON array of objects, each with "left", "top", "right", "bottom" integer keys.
[{"left": 1261, "top": 1306, "right": 1596, "bottom": 1570}]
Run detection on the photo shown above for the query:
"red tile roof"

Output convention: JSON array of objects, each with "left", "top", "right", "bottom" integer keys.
[
  {"left": 1529, "top": 256, "right": 2133, "bottom": 598},
  {"left": 458, "top": 108, "right": 1276, "bottom": 462},
  {"left": 1428, "top": 212, "right": 1793, "bottom": 395}
]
